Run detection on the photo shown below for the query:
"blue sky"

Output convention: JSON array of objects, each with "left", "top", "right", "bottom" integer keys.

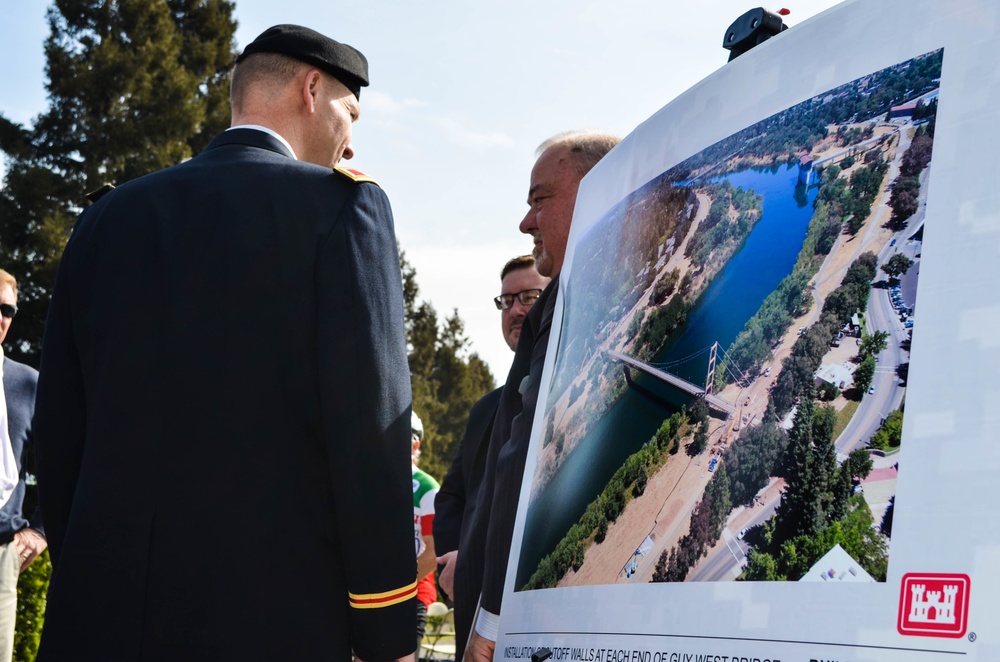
[{"left": 0, "top": 0, "right": 843, "bottom": 381}]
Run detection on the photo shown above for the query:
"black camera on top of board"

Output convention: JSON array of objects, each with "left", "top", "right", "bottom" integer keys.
[{"left": 723, "top": 7, "right": 789, "bottom": 61}]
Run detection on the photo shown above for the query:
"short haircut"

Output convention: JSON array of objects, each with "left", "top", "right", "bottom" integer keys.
[
  {"left": 537, "top": 131, "right": 620, "bottom": 179},
  {"left": 230, "top": 52, "right": 308, "bottom": 114},
  {"left": 0, "top": 269, "right": 17, "bottom": 301},
  {"left": 500, "top": 255, "right": 536, "bottom": 282}
]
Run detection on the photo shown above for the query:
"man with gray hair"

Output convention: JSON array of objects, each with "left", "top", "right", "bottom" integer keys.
[{"left": 456, "top": 132, "right": 620, "bottom": 661}]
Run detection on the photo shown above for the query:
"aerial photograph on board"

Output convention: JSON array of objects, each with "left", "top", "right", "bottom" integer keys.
[{"left": 517, "top": 49, "right": 941, "bottom": 589}]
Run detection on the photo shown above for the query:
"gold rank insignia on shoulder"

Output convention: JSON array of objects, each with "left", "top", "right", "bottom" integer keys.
[{"left": 334, "top": 166, "right": 379, "bottom": 186}]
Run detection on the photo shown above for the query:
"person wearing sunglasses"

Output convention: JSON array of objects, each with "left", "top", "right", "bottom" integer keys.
[{"left": 0, "top": 269, "right": 46, "bottom": 662}]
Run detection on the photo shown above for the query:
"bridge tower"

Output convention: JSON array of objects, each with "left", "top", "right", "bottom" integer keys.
[
  {"left": 797, "top": 153, "right": 814, "bottom": 186},
  {"left": 705, "top": 342, "right": 718, "bottom": 393}
]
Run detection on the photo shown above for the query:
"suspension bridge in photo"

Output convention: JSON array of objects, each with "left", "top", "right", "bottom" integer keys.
[{"left": 606, "top": 341, "right": 752, "bottom": 416}]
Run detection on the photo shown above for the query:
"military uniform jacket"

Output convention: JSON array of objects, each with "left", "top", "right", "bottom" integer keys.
[{"left": 34, "top": 129, "right": 417, "bottom": 661}]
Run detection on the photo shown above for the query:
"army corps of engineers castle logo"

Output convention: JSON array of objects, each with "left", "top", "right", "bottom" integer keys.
[{"left": 897, "top": 573, "right": 971, "bottom": 638}]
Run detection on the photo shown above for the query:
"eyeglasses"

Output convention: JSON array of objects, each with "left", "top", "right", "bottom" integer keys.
[
  {"left": 494, "top": 289, "right": 543, "bottom": 311},
  {"left": 0, "top": 304, "right": 16, "bottom": 320}
]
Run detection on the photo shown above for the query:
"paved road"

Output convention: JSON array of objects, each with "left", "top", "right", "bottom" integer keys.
[
  {"left": 835, "top": 164, "right": 926, "bottom": 454},
  {"left": 684, "top": 124, "right": 931, "bottom": 581},
  {"left": 687, "top": 494, "right": 779, "bottom": 582}
]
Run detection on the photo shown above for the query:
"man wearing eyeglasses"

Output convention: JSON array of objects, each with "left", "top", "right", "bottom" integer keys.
[
  {"left": 0, "top": 269, "right": 46, "bottom": 662},
  {"left": 494, "top": 255, "right": 550, "bottom": 354},
  {"left": 433, "top": 256, "right": 548, "bottom": 657}
]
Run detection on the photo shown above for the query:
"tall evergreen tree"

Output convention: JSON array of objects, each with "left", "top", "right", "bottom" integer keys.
[
  {"left": 400, "top": 251, "right": 495, "bottom": 481},
  {"left": 829, "top": 464, "right": 853, "bottom": 522},
  {"left": 776, "top": 392, "right": 819, "bottom": 539},
  {"left": 811, "top": 426, "right": 838, "bottom": 523},
  {"left": 0, "top": 0, "right": 238, "bottom": 365}
]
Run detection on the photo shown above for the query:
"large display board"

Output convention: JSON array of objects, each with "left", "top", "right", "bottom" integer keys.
[{"left": 497, "top": 0, "right": 1000, "bottom": 659}]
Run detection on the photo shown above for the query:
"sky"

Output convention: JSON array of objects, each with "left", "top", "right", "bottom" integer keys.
[{"left": 0, "top": 0, "right": 844, "bottom": 382}]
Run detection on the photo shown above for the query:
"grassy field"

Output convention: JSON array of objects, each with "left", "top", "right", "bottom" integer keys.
[{"left": 833, "top": 400, "right": 860, "bottom": 441}]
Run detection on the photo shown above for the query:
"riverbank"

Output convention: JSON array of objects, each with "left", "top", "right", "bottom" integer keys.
[
  {"left": 530, "top": 189, "right": 714, "bottom": 498},
  {"left": 550, "top": 143, "right": 903, "bottom": 587}
]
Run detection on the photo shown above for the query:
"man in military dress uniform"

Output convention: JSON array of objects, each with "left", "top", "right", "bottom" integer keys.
[{"left": 35, "top": 25, "right": 417, "bottom": 662}]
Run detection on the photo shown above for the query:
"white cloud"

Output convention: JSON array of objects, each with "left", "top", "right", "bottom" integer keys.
[
  {"left": 363, "top": 90, "right": 427, "bottom": 116},
  {"left": 433, "top": 117, "right": 515, "bottom": 150}
]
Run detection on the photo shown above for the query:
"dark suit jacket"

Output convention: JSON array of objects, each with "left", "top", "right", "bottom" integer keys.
[
  {"left": 34, "top": 129, "right": 417, "bottom": 662},
  {"left": 453, "top": 278, "right": 558, "bottom": 657},
  {"left": 432, "top": 386, "right": 502, "bottom": 556},
  {"left": 1, "top": 357, "right": 42, "bottom": 541}
]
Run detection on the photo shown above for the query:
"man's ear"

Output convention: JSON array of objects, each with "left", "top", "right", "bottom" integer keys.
[{"left": 301, "top": 69, "right": 323, "bottom": 114}]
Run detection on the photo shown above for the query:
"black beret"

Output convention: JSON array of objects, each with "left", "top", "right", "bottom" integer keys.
[{"left": 237, "top": 24, "right": 369, "bottom": 99}]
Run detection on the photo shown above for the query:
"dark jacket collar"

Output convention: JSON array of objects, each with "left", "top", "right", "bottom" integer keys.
[
  {"left": 203, "top": 128, "right": 295, "bottom": 159},
  {"left": 528, "top": 275, "right": 559, "bottom": 334}
]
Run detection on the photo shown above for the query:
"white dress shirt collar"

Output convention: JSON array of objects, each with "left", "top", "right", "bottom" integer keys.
[{"left": 227, "top": 125, "right": 297, "bottom": 160}]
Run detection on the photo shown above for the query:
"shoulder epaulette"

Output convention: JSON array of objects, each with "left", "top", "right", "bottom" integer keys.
[
  {"left": 85, "top": 183, "right": 116, "bottom": 203},
  {"left": 334, "top": 166, "right": 379, "bottom": 186}
]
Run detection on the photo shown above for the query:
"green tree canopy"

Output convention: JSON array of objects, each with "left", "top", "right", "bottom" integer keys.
[
  {"left": 859, "top": 330, "right": 890, "bottom": 359},
  {"left": 1, "top": 0, "right": 238, "bottom": 365},
  {"left": 881, "top": 254, "right": 915, "bottom": 281},
  {"left": 845, "top": 448, "right": 874, "bottom": 480},
  {"left": 887, "top": 177, "right": 920, "bottom": 230},
  {"left": 854, "top": 355, "right": 877, "bottom": 394},
  {"left": 870, "top": 409, "right": 904, "bottom": 451},
  {"left": 742, "top": 549, "right": 780, "bottom": 581}
]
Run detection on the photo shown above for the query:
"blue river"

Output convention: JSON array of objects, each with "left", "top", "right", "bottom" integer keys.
[{"left": 516, "top": 163, "right": 819, "bottom": 589}]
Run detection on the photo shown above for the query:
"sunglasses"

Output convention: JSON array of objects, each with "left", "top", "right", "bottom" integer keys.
[
  {"left": 494, "top": 289, "right": 543, "bottom": 311},
  {"left": 0, "top": 304, "right": 16, "bottom": 320}
]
